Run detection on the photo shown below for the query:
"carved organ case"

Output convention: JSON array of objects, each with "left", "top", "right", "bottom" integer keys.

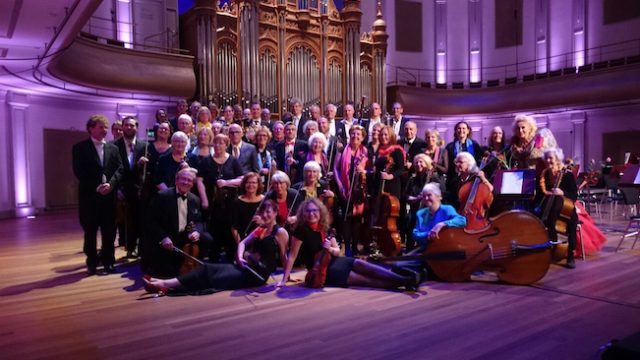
[{"left": 180, "top": 0, "right": 388, "bottom": 117}]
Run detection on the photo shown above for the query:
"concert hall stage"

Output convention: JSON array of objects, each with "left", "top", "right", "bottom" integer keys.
[{"left": 0, "top": 211, "right": 638, "bottom": 359}]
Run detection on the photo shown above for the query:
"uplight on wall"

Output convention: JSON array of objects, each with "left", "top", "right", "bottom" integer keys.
[
  {"left": 470, "top": 49, "right": 480, "bottom": 83},
  {"left": 117, "top": 0, "right": 133, "bottom": 49},
  {"left": 437, "top": 51, "right": 446, "bottom": 84}
]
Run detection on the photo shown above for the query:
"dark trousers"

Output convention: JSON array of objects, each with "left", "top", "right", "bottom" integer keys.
[{"left": 79, "top": 194, "right": 116, "bottom": 268}]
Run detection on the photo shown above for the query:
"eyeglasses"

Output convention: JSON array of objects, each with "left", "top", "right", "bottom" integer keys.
[{"left": 305, "top": 208, "right": 320, "bottom": 214}]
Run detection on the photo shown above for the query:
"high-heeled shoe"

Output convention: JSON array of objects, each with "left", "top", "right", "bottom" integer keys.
[{"left": 143, "top": 275, "right": 169, "bottom": 294}]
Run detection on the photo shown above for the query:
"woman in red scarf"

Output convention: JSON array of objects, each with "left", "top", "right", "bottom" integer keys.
[
  {"left": 370, "top": 125, "right": 406, "bottom": 199},
  {"left": 333, "top": 125, "right": 368, "bottom": 256}
]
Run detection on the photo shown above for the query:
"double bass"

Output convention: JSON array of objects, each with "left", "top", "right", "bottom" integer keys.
[{"left": 425, "top": 211, "right": 551, "bottom": 285}]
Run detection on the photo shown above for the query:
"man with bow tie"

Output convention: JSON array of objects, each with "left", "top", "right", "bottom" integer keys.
[
  {"left": 72, "top": 115, "right": 123, "bottom": 275},
  {"left": 147, "top": 167, "right": 213, "bottom": 277},
  {"left": 390, "top": 102, "right": 409, "bottom": 141},
  {"left": 112, "top": 116, "right": 147, "bottom": 259},
  {"left": 274, "top": 122, "right": 308, "bottom": 181}
]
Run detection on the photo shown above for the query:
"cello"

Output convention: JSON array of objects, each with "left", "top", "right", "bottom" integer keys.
[
  {"left": 458, "top": 158, "right": 494, "bottom": 230},
  {"left": 369, "top": 155, "right": 402, "bottom": 257},
  {"left": 425, "top": 210, "right": 551, "bottom": 285}
]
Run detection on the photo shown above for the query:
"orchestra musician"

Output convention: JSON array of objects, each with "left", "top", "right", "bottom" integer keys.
[
  {"left": 72, "top": 115, "right": 123, "bottom": 275},
  {"left": 291, "top": 161, "right": 335, "bottom": 204},
  {"left": 300, "top": 132, "right": 331, "bottom": 177},
  {"left": 508, "top": 115, "right": 545, "bottom": 172},
  {"left": 231, "top": 172, "right": 266, "bottom": 246},
  {"left": 153, "top": 131, "right": 196, "bottom": 192},
  {"left": 538, "top": 148, "right": 578, "bottom": 269},
  {"left": 274, "top": 122, "right": 308, "bottom": 182},
  {"left": 278, "top": 199, "right": 420, "bottom": 290},
  {"left": 265, "top": 171, "right": 302, "bottom": 228},
  {"left": 254, "top": 126, "right": 274, "bottom": 187},
  {"left": 147, "top": 168, "right": 213, "bottom": 277},
  {"left": 482, "top": 126, "right": 508, "bottom": 182},
  {"left": 405, "top": 154, "right": 444, "bottom": 252},
  {"left": 412, "top": 183, "right": 467, "bottom": 252},
  {"left": 144, "top": 200, "right": 288, "bottom": 294},
  {"left": 370, "top": 125, "right": 405, "bottom": 200},
  {"left": 423, "top": 129, "right": 446, "bottom": 174},
  {"left": 443, "top": 121, "right": 483, "bottom": 208},
  {"left": 333, "top": 125, "right": 369, "bottom": 256},
  {"left": 195, "top": 133, "right": 243, "bottom": 261}
]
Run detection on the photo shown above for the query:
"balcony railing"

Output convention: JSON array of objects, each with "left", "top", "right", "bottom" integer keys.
[{"left": 388, "top": 38, "right": 640, "bottom": 89}]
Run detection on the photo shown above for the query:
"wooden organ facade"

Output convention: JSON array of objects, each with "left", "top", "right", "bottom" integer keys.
[{"left": 180, "top": 0, "right": 388, "bottom": 117}]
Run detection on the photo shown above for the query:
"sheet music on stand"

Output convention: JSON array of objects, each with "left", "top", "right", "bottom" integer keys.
[
  {"left": 619, "top": 165, "right": 640, "bottom": 188},
  {"left": 491, "top": 169, "right": 537, "bottom": 212}
]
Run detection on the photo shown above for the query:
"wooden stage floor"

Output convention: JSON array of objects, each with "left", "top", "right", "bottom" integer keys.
[{"left": 0, "top": 211, "right": 639, "bottom": 360}]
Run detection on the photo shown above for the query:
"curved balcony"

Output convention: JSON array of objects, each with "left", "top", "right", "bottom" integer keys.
[
  {"left": 47, "top": 35, "right": 196, "bottom": 97},
  {"left": 389, "top": 63, "right": 640, "bottom": 116}
]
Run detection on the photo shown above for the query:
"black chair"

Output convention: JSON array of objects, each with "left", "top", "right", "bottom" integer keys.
[{"left": 615, "top": 187, "right": 640, "bottom": 252}]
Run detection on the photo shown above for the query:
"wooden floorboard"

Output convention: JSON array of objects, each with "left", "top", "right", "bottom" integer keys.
[{"left": 0, "top": 210, "right": 639, "bottom": 359}]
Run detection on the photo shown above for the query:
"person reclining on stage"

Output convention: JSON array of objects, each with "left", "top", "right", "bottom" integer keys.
[
  {"left": 146, "top": 167, "right": 213, "bottom": 277},
  {"left": 144, "top": 199, "right": 288, "bottom": 294},
  {"left": 412, "top": 183, "right": 467, "bottom": 253},
  {"left": 277, "top": 199, "right": 420, "bottom": 290}
]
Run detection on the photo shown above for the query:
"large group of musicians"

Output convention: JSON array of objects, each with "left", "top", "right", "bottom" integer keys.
[{"left": 74, "top": 98, "right": 605, "bottom": 294}]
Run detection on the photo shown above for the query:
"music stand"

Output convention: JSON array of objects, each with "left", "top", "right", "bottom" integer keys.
[
  {"left": 619, "top": 165, "right": 640, "bottom": 188},
  {"left": 492, "top": 169, "right": 537, "bottom": 212}
]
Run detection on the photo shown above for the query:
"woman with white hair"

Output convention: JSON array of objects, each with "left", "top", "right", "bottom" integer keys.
[
  {"left": 153, "top": 131, "right": 197, "bottom": 191},
  {"left": 266, "top": 171, "right": 302, "bottom": 227},
  {"left": 300, "top": 132, "right": 330, "bottom": 177},
  {"left": 538, "top": 148, "right": 578, "bottom": 269},
  {"left": 292, "top": 161, "right": 335, "bottom": 220},
  {"left": 508, "top": 115, "right": 548, "bottom": 172},
  {"left": 412, "top": 183, "right": 466, "bottom": 252},
  {"left": 454, "top": 152, "right": 494, "bottom": 230}
]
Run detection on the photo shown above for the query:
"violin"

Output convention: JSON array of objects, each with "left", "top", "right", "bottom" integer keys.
[
  {"left": 344, "top": 151, "right": 367, "bottom": 219},
  {"left": 178, "top": 221, "right": 202, "bottom": 275},
  {"left": 458, "top": 159, "right": 494, "bottom": 230},
  {"left": 305, "top": 229, "right": 335, "bottom": 288}
]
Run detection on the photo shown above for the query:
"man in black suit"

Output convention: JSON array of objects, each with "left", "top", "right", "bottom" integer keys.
[
  {"left": 336, "top": 103, "right": 355, "bottom": 146},
  {"left": 398, "top": 121, "right": 427, "bottom": 168},
  {"left": 228, "top": 124, "right": 259, "bottom": 173},
  {"left": 274, "top": 122, "right": 308, "bottom": 180},
  {"left": 113, "top": 116, "right": 147, "bottom": 258},
  {"left": 72, "top": 115, "right": 123, "bottom": 275},
  {"left": 290, "top": 98, "right": 308, "bottom": 140},
  {"left": 359, "top": 102, "right": 383, "bottom": 145},
  {"left": 390, "top": 102, "right": 410, "bottom": 141},
  {"left": 147, "top": 168, "right": 212, "bottom": 277}
]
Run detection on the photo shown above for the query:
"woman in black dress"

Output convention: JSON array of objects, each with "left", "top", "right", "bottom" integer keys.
[
  {"left": 277, "top": 199, "right": 419, "bottom": 290},
  {"left": 153, "top": 131, "right": 197, "bottom": 191},
  {"left": 538, "top": 148, "right": 578, "bottom": 269},
  {"left": 231, "top": 172, "right": 265, "bottom": 244},
  {"left": 195, "top": 133, "right": 243, "bottom": 261},
  {"left": 370, "top": 124, "right": 405, "bottom": 199},
  {"left": 144, "top": 200, "right": 289, "bottom": 293}
]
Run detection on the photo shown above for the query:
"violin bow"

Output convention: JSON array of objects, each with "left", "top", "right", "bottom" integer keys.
[
  {"left": 172, "top": 246, "right": 204, "bottom": 266},
  {"left": 343, "top": 152, "right": 363, "bottom": 221}
]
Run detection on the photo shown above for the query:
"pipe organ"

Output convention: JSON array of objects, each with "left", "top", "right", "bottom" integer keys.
[{"left": 181, "top": 0, "right": 388, "bottom": 117}]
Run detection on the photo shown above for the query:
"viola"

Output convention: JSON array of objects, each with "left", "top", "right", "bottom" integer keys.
[
  {"left": 305, "top": 229, "right": 335, "bottom": 288},
  {"left": 425, "top": 210, "right": 551, "bottom": 285}
]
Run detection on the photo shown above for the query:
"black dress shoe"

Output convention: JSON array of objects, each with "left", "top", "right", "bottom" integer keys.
[
  {"left": 87, "top": 267, "right": 97, "bottom": 276},
  {"left": 103, "top": 265, "right": 117, "bottom": 274},
  {"left": 565, "top": 259, "right": 576, "bottom": 269},
  {"left": 126, "top": 251, "right": 138, "bottom": 259},
  {"left": 391, "top": 266, "right": 421, "bottom": 291}
]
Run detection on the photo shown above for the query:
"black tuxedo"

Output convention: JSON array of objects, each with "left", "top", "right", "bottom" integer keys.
[
  {"left": 292, "top": 114, "right": 308, "bottom": 140},
  {"left": 274, "top": 139, "right": 308, "bottom": 175},
  {"left": 147, "top": 188, "right": 212, "bottom": 277},
  {"left": 228, "top": 141, "right": 259, "bottom": 174},
  {"left": 399, "top": 137, "right": 427, "bottom": 165},
  {"left": 72, "top": 138, "right": 123, "bottom": 270},
  {"left": 113, "top": 137, "right": 147, "bottom": 254},
  {"left": 335, "top": 120, "right": 354, "bottom": 146}
]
